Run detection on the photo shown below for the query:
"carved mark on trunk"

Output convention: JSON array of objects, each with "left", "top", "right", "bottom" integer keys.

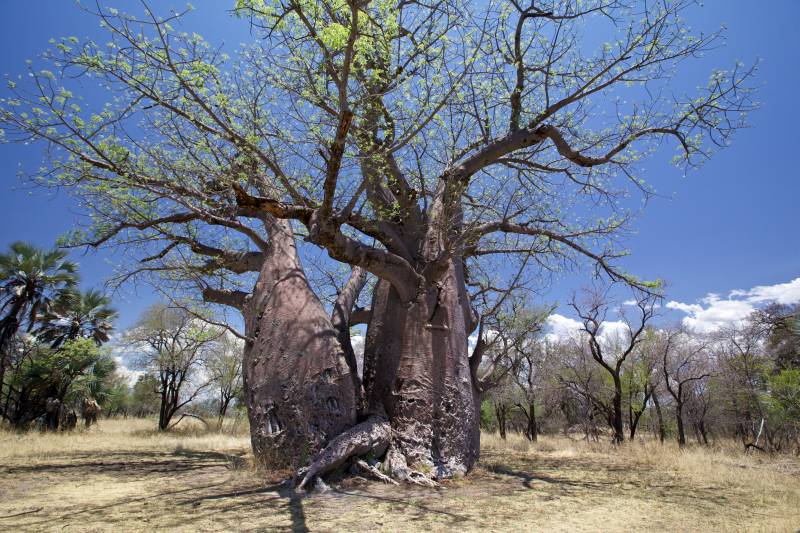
[
  {"left": 265, "top": 407, "right": 283, "bottom": 435},
  {"left": 326, "top": 397, "right": 341, "bottom": 414}
]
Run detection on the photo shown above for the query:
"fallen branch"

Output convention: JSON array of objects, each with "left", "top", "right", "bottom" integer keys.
[{"left": 168, "top": 412, "right": 210, "bottom": 431}]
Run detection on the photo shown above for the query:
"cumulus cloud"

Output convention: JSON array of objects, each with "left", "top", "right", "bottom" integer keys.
[
  {"left": 543, "top": 314, "right": 629, "bottom": 345},
  {"left": 113, "top": 355, "right": 143, "bottom": 386},
  {"left": 667, "top": 278, "right": 800, "bottom": 333},
  {"left": 544, "top": 314, "right": 583, "bottom": 342},
  {"left": 728, "top": 278, "right": 800, "bottom": 305},
  {"left": 622, "top": 299, "right": 661, "bottom": 309}
]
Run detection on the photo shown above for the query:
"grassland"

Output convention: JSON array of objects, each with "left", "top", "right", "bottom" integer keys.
[{"left": 0, "top": 419, "right": 798, "bottom": 532}]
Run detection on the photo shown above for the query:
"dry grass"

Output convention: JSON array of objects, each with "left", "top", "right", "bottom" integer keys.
[{"left": 0, "top": 420, "right": 798, "bottom": 532}]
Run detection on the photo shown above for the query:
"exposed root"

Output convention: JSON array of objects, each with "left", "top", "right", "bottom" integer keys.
[
  {"left": 383, "top": 445, "right": 439, "bottom": 487},
  {"left": 406, "top": 471, "right": 439, "bottom": 488},
  {"left": 297, "top": 415, "right": 390, "bottom": 490},
  {"left": 353, "top": 459, "right": 399, "bottom": 485}
]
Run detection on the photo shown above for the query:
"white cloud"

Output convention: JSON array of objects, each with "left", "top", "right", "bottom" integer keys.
[
  {"left": 622, "top": 299, "right": 661, "bottom": 309},
  {"left": 667, "top": 278, "right": 800, "bottom": 333},
  {"left": 729, "top": 278, "right": 800, "bottom": 305},
  {"left": 544, "top": 313, "right": 583, "bottom": 342},
  {"left": 544, "top": 314, "right": 634, "bottom": 344},
  {"left": 598, "top": 320, "right": 629, "bottom": 342},
  {"left": 113, "top": 355, "right": 143, "bottom": 386}
]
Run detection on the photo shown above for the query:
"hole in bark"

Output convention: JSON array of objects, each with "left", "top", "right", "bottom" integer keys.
[
  {"left": 266, "top": 411, "right": 283, "bottom": 434},
  {"left": 326, "top": 397, "right": 340, "bottom": 413},
  {"left": 322, "top": 368, "right": 334, "bottom": 382}
]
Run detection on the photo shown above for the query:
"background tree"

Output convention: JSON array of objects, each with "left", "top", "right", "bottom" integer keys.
[
  {"left": 36, "top": 288, "right": 117, "bottom": 348},
  {"left": 206, "top": 332, "right": 244, "bottom": 421},
  {"left": 103, "top": 371, "right": 134, "bottom": 418},
  {"left": 130, "top": 374, "right": 161, "bottom": 418},
  {"left": 556, "top": 334, "right": 608, "bottom": 442},
  {"left": 757, "top": 304, "right": 800, "bottom": 371},
  {"left": 2, "top": 337, "right": 116, "bottom": 428},
  {"left": 129, "top": 304, "right": 222, "bottom": 430},
  {"left": 501, "top": 306, "right": 553, "bottom": 442},
  {"left": 622, "top": 328, "right": 661, "bottom": 441},
  {"left": 0, "top": 242, "right": 77, "bottom": 398},
  {"left": 0, "top": 0, "right": 756, "bottom": 482},
  {"left": 571, "top": 289, "right": 658, "bottom": 443},
  {"left": 660, "top": 328, "right": 711, "bottom": 447}
]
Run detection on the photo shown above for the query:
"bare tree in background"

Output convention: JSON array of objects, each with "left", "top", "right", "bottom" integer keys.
[
  {"left": 571, "top": 289, "right": 658, "bottom": 443},
  {"left": 623, "top": 328, "right": 661, "bottom": 441},
  {"left": 557, "top": 335, "right": 607, "bottom": 442},
  {"left": 660, "top": 328, "right": 711, "bottom": 447},
  {"left": 207, "top": 332, "right": 244, "bottom": 422},
  {"left": 129, "top": 304, "right": 223, "bottom": 430}
]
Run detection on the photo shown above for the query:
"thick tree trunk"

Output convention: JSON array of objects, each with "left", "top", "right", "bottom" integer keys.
[
  {"left": 243, "top": 219, "right": 357, "bottom": 469},
  {"left": 362, "top": 260, "right": 480, "bottom": 480}
]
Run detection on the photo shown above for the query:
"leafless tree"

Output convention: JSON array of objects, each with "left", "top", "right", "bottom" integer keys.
[
  {"left": 623, "top": 328, "right": 662, "bottom": 441},
  {"left": 571, "top": 288, "right": 658, "bottom": 443},
  {"left": 129, "top": 304, "right": 223, "bottom": 430},
  {"left": 206, "top": 332, "right": 244, "bottom": 422},
  {"left": 660, "top": 328, "right": 712, "bottom": 447}
]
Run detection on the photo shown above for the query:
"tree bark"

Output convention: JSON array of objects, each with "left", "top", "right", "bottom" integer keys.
[
  {"left": 362, "top": 259, "right": 480, "bottom": 480},
  {"left": 243, "top": 219, "right": 358, "bottom": 469}
]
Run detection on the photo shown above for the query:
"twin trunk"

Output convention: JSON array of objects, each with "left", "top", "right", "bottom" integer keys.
[{"left": 242, "top": 220, "right": 480, "bottom": 479}]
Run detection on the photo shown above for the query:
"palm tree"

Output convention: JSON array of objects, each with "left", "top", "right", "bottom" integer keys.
[
  {"left": 37, "top": 288, "right": 118, "bottom": 348},
  {"left": 0, "top": 242, "right": 78, "bottom": 391}
]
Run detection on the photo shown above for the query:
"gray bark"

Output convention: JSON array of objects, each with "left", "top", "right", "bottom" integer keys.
[{"left": 243, "top": 218, "right": 358, "bottom": 468}]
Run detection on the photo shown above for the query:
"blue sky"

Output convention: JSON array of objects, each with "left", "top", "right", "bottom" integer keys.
[{"left": 0, "top": 1, "right": 798, "bottom": 333}]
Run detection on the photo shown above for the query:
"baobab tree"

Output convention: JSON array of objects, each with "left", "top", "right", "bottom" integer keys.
[{"left": 0, "top": 0, "right": 754, "bottom": 483}]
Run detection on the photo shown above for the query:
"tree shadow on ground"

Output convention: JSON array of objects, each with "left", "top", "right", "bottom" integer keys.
[
  {"left": 0, "top": 447, "right": 315, "bottom": 532},
  {"left": 179, "top": 483, "right": 309, "bottom": 532},
  {"left": 480, "top": 451, "right": 735, "bottom": 510}
]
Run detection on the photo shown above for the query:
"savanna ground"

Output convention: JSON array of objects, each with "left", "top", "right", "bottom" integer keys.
[{"left": 0, "top": 419, "right": 798, "bottom": 532}]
